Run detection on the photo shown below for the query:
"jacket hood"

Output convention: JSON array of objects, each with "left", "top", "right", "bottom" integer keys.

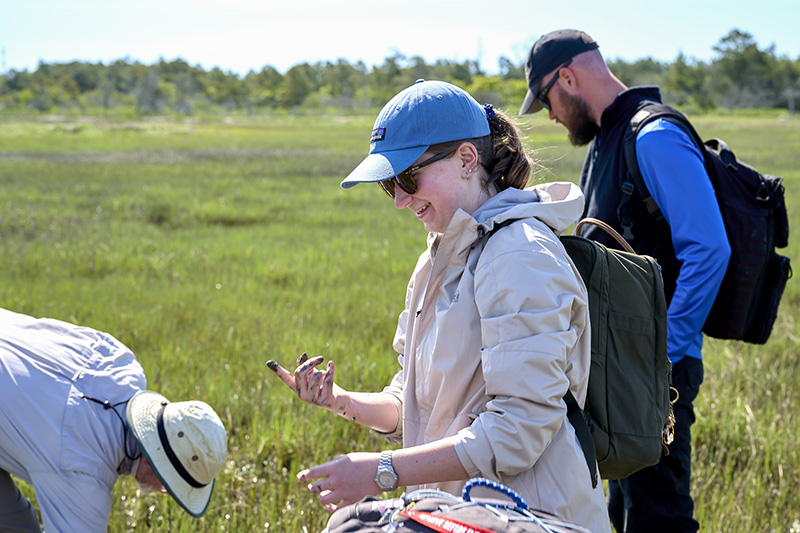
[{"left": 473, "top": 181, "right": 585, "bottom": 236}]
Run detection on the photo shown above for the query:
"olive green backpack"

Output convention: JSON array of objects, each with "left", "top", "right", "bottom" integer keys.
[
  {"left": 561, "top": 218, "right": 673, "bottom": 485},
  {"left": 488, "top": 217, "right": 673, "bottom": 487}
]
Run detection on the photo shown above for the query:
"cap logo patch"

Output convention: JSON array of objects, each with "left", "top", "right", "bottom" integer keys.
[{"left": 371, "top": 127, "right": 385, "bottom": 142}]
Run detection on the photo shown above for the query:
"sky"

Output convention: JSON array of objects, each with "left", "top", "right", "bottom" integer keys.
[{"left": 1, "top": 0, "right": 799, "bottom": 76}]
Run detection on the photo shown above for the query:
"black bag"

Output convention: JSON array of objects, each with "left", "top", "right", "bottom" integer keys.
[
  {"left": 622, "top": 102, "right": 791, "bottom": 344},
  {"left": 324, "top": 477, "right": 590, "bottom": 532}
]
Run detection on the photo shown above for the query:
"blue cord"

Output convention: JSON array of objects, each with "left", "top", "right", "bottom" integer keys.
[{"left": 462, "top": 478, "right": 528, "bottom": 510}]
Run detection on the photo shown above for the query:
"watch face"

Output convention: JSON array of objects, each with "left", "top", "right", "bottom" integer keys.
[{"left": 376, "top": 470, "right": 397, "bottom": 490}]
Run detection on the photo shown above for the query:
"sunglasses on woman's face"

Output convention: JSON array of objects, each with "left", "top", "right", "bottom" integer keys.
[{"left": 378, "top": 150, "right": 456, "bottom": 198}]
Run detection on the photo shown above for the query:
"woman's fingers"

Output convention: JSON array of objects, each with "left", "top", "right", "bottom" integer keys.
[
  {"left": 324, "top": 360, "right": 335, "bottom": 387},
  {"left": 268, "top": 354, "right": 334, "bottom": 407},
  {"left": 297, "top": 453, "right": 381, "bottom": 512},
  {"left": 266, "top": 360, "right": 297, "bottom": 390},
  {"left": 295, "top": 356, "right": 324, "bottom": 398},
  {"left": 296, "top": 354, "right": 325, "bottom": 375}
]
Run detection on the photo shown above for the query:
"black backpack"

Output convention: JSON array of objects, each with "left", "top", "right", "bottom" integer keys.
[
  {"left": 621, "top": 102, "right": 791, "bottom": 344},
  {"left": 325, "top": 477, "right": 591, "bottom": 532},
  {"left": 489, "top": 217, "right": 674, "bottom": 486}
]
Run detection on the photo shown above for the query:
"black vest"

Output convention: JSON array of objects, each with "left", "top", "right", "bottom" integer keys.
[{"left": 578, "top": 87, "right": 680, "bottom": 303}]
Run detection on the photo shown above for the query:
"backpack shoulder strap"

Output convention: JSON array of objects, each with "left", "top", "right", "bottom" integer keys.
[
  {"left": 565, "top": 389, "right": 599, "bottom": 488},
  {"left": 619, "top": 102, "right": 705, "bottom": 238}
]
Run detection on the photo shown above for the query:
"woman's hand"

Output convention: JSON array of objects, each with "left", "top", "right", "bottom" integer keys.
[
  {"left": 267, "top": 353, "right": 347, "bottom": 413},
  {"left": 297, "top": 452, "right": 384, "bottom": 512},
  {"left": 268, "top": 352, "right": 401, "bottom": 433}
]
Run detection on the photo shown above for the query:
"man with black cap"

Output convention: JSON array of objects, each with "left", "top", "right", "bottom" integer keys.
[
  {"left": 0, "top": 307, "right": 228, "bottom": 532},
  {"left": 520, "top": 29, "right": 731, "bottom": 533}
]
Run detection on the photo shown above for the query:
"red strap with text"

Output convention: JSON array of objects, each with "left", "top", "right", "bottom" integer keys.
[{"left": 399, "top": 509, "right": 496, "bottom": 533}]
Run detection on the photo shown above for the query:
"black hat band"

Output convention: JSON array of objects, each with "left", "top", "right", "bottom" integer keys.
[{"left": 157, "top": 403, "right": 207, "bottom": 489}]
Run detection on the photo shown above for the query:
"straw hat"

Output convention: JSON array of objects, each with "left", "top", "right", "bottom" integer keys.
[{"left": 127, "top": 390, "right": 228, "bottom": 517}]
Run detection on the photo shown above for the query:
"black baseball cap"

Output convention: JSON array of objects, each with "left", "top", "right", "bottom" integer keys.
[{"left": 519, "top": 29, "right": 599, "bottom": 115}]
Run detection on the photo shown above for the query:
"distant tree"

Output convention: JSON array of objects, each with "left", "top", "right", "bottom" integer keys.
[
  {"left": 431, "top": 58, "right": 480, "bottom": 87},
  {"left": 316, "top": 58, "right": 366, "bottom": 108},
  {"left": 96, "top": 69, "right": 115, "bottom": 108},
  {"left": 279, "top": 63, "right": 316, "bottom": 107},
  {"left": 104, "top": 58, "right": 139, "bottom": 96},
  {"left": 1, "top": 29, "right": 798, "bottom": 115},
  {"left": 466, "top": 75, "right": 503, "bottom": 108},
  {"left": 203, "top": 67, "right": 244, "bottom": 110},
  {"left": 135, "top": 69, "right": 162, "bottom": 114},
  {"left": 498, "top": 55, "right": 524, "bottom": 81},
  {"left": 607, "top": 57, "right": 667, "bottom": 87},
  {"left": 407, "top": 56, "right": 433, "bottom": 84},
  {"left": 369, "top": 52, "right": 407, "bottom": 104},
  {"left": 244, "top": 65, "right": 283, "bottom": 108},
  {"left": 30, "top": 86, "right": 53, "bottom": 112},
  {"left": 663, "top": 52, "right": 714, "bottom": 109},
  {"left": 2, "top": 68, "right": 34, "bottom": 93},
  {"left": 54, "top": 61, "right": 100, "bottom": 93},
  {"left": 785, "top": 57, "right": 800, "bottom": 112},
  {"left": 710, "top": 29, "right": 781, "bottom": 108}
]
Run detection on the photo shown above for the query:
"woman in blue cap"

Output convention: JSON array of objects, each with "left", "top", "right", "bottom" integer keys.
[{"left": 269, "top": 80, "right": 611, "bottom": 532}]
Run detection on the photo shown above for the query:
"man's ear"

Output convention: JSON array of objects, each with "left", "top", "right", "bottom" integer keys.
[{"left": 558, "top": 67, "right": 578, "bottom": 93}]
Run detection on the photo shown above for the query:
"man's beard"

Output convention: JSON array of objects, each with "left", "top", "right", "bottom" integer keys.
[{"left": 560, "top": 91, "right": 599, "bottom": 146}]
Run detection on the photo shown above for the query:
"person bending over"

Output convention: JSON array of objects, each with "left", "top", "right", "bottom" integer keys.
[{"left": 0, "top": 307, "right": 228, "bottom": 532}]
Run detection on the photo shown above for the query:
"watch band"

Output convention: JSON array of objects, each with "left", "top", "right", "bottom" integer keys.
[{"left": 374, "top": 450, "right": 398, "bottom": 491}]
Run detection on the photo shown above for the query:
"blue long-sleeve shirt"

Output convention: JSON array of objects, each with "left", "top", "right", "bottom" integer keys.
[{"left": 635, "top": 119, "right": 730, "bottom": 362}]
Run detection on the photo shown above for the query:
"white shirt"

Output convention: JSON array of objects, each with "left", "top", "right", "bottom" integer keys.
[{"left": 0, "top": 308, "right": 146, "bottom": 532}]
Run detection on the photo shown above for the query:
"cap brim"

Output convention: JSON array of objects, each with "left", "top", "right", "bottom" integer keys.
[
  {"left": 340, "top": 145, "right": 428, "bottom": 189},
  {"left": 127, "top": 391, "right": 214, "bottom": 517},
  {"left": 519, "top": 88, "right": 544, "bottom": 115}
]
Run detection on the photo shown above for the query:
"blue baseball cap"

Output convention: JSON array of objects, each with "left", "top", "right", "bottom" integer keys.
[{"left": 341, "top": 80, "right": 491, "bottom": 189}]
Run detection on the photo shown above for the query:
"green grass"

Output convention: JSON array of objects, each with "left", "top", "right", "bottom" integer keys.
[{"left": 1, "top": 110, "right": 798, "bottom": 532}]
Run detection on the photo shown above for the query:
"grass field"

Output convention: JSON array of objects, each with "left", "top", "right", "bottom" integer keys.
[{"left": 1, "top": 109, "right": 798, "bottom": 532}]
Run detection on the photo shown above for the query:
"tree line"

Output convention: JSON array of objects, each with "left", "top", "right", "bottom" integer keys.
[{"left": 1, "top": 29, "right": 797, "bottom": 116}]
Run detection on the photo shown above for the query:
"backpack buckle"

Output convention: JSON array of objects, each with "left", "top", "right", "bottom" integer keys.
[
  {"left": 621, "top": 181, "right": 635, "bottom": 197},
  {"left": 620, "top": 222, "right": 634, "bottom": 241},
  {"left": 756, "top": 179, "right": 770, "bottom": 202}
]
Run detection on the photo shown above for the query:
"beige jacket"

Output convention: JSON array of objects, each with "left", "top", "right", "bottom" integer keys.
[{"left": 378, "top": 182, "right": 610, "bottom": 532}]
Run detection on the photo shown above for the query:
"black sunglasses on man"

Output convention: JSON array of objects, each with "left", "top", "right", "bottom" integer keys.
[{"left": 536, "top": 58, "right": 572, "bottom": 111}]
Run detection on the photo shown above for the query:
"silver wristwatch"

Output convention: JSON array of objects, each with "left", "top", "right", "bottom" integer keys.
[{"left": 374, "top": 450, "right": 398, "bottom": 491}]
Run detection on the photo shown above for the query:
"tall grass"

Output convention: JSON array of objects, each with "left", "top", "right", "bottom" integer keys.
[{"left": 1, "top": 110, "right": 797, "bottom": 532}]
